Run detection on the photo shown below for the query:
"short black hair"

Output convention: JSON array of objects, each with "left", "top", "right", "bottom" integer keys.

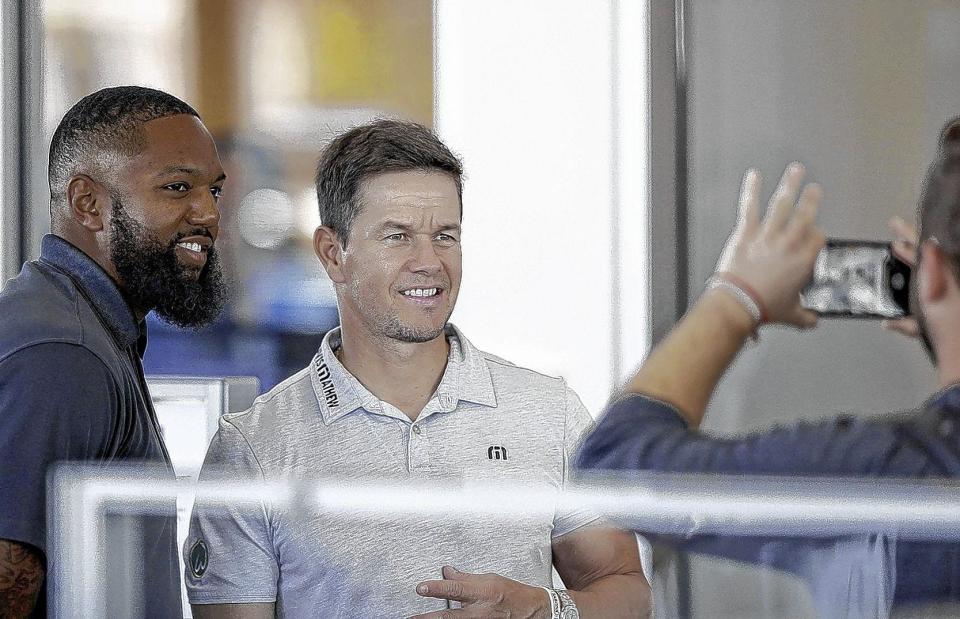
[
  {"left": 314, "top": 119, "right": 463, "bottom": 246},
  {"left": 918, "top": 117, "right": 960, "bottom": 277},
  {"left": 48, "top": 86, "right": 199, "bottom": 207}
]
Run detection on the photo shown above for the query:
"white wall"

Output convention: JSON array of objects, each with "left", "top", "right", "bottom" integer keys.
[{"left": 434, "top": 0, "right": 649, "bottom": 415}]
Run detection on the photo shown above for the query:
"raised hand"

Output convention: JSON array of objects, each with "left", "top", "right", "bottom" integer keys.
[{"left": 714, "top": 162, "right": 826, "bottom": 328}]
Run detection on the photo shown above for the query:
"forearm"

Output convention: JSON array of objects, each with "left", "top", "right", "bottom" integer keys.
[
  {"left": 0, "top": 539, "right": 44, "bottom": 617},
  {"left": 565, "top": 572, "right": 651, "bottom": 618},
  {"left": 191, "top": 602, "right": 275, "bottom": 618},
  {"left": 623, "top": 288, "right": 754, "bottom": 428}
]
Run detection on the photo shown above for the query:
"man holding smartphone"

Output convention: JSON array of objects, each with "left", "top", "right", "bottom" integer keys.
[{"left": 577, "top": 122, "right": 960, "bottom": 609}]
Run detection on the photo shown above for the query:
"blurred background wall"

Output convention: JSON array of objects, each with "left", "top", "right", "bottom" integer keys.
[
  {"left": 34, "top": 0, "right": 439, "bottom": 391},
  {"left": 4, "top": 0, "right": 651, "bottom": 413}
]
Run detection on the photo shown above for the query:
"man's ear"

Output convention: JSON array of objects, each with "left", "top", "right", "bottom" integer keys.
[
  {"left": 918, "top": 239, "right": 949, "bottom": 304},
  {"left": 66, "top": 175, "right": 108, "bottom": 232},
  {"left": 314, "top": 226, "right": 347, "bottom": 283}
]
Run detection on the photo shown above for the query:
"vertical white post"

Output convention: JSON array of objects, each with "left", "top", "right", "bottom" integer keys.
[{"left": 434, "top": 0, "right": 650, "bottom": 413}]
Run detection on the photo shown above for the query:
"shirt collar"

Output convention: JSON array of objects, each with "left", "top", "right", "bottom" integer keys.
[
  {"left": 926, "top": 383, "right": 960, "bottom": 413},
  {"left": 38, "top": 234, "right": 143, "bottom": 351},
  {"left": 311, "top": 323, "right": 497, "bottom": 425},
  {"left": 445, "top": 324, "right": 498, "bottom": 409}
]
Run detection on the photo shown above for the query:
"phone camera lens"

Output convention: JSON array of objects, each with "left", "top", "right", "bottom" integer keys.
[{"left": 891, "top": 272, "right": 906, "bottom": 290}]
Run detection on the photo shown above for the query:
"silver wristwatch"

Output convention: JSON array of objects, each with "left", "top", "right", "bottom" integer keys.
[
  {"left": 541, "top": 586, "right": 562, "bottom": 618},
  {"left": 556, "top": 589, "right": 580, "bottom": 619}
]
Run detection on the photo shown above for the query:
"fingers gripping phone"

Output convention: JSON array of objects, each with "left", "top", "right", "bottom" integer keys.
[{"left": 800, "top": 240, "right": 911, "bottom": 318}]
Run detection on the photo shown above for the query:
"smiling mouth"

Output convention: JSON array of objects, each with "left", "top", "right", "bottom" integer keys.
[
  {"left": 177, "top": 241, "right": 204, "bottom": 253},
  {"left": 401, "top": 287, "right": 441, "bottom": 298},
  {"left": 175, "top": 240, "right": 209, "bottom": 268}
]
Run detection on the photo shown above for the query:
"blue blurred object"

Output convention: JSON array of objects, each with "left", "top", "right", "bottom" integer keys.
[
  {"left": 144, "top": 257, "right": 340, "bottom": 393},
  {"left": 144, "top": 311, "right": 338, "bottom": 394}
]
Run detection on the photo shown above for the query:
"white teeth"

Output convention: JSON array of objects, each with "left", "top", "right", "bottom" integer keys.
[
  {"left": 177, "top": 242, "right": 202, "bottom": 253},
  {"left": 402, "top": 288, "right": 438, "bottom": 297}
]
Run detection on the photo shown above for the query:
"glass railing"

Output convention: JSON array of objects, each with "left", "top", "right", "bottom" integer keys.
[{"left": 47, "top": 466, "right": 960, "bottom": 618}]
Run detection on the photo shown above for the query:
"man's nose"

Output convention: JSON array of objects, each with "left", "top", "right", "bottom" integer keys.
[
  {"left": 187, "top": 190, "right": 221, "bottom": 231},
  {"left": 408, "top": 237, "right": 443, "bottom": 274}
]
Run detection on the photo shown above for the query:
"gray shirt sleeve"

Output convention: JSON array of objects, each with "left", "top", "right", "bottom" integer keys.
[
  {"left": 184, "top": 416, "right": 279, "bottom": 605},
  {"left": 552, "top": 384, "right": 601, "bottom": 538}
]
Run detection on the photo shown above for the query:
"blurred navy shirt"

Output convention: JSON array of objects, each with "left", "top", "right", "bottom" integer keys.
[
  {"left": 0, "top": 235, "right": 180, "bottom": 617},
  {"left": 576, "top": 386, "right": 960, "bottom": 607}
]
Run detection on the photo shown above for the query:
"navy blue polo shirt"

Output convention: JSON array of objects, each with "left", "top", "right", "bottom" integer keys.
[
  {"left": 0, "top": 234, "right": 180, "bottom": 617},
  {"left": 577, "top": 385, "right": 960, "bottom": 608}
]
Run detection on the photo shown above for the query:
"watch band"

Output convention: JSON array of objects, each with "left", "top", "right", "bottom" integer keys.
[
  {"left": 556, "top": 589, "right": 580, "bottom": 619},
  {"left": 540, "top": 586, "right": 561, "bottom": 619}
]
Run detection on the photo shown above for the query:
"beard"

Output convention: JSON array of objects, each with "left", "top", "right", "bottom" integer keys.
[
  {"left": 109, "top": 196, "right": 227, "bottom": 329},
  {"left": 380, "top": 317, "right": 447, "bottom": 343}
]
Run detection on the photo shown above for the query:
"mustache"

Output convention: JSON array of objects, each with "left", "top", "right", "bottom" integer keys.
[
  {"left": 396, "top": 279, "right": 450, "bottom": 288},
  {"left": 169, "top": 228, "right": 215, "bottom": 246}
]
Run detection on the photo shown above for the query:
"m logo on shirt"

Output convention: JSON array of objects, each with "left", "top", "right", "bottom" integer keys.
[
  {"left": 314, "top": 358, "right": 340, "bottom": 408},
  {"left": 487, "top": 445, "right": 508, "bottom": 461},
  {"left": 189, "top": 540, "right": 209, "bottom": 578}
]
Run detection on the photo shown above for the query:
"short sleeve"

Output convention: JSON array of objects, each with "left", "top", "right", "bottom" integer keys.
[
  {"left": 0, "top": 344, "right": 117, "bottom": 553},
  {"left": 184, "top": 416, "right": 279, "bottom": 604},
  {"left": 552, "top": 384, "right": 602, "bottom": 538}
]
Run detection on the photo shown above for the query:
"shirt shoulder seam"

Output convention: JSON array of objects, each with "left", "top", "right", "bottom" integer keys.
[
  {"left": 481, "top": 355, "right": 564, "bottom": 384},
  {"left": 247, "top": 370, "right": 312, "bottom": 408},
  {"left": 219, "top": 416, "right": 269, "bottom": 479}
]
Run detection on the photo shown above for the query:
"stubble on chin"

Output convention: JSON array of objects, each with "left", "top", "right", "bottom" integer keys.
[{"left": 381, "top": 319, "right": 446, "bottom": 344}]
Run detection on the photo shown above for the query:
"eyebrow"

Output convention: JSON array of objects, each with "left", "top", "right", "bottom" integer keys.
[
  {"left": 379, "top": 220, "right": 461, "bottom": 232},
  {"left": 153, "top": 166, "right": 227, "bottom": 183}
]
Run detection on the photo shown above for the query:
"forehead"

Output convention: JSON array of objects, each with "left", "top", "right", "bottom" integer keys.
[
  {"left": 121, "top": 114, "right": 223, "bottom": 179},
  {"left": 355, "top": 169, "right": 460, "bottom": 224}
]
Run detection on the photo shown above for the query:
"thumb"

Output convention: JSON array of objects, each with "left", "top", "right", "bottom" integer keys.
[
  {"left": 790, "top": 307, "right": 819, "bottom": 329},
  {"left": 442, "top": 565, "right": 469, "bottom": 580}
]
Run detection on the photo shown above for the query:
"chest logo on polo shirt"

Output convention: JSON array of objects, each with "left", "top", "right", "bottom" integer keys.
[
  {"left": 314, "top": 358, "right": 340, "bottom": 408},
  {"left": 487, "top": 445, "right": 508, "bottom": 461},
  {"left": 188, "top": 540, "right": 209, "bottom": 578}
]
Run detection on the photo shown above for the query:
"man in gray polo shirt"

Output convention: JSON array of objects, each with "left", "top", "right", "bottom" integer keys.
[{"left": 185, "top": 120, "right": 650, "bottom": 618}]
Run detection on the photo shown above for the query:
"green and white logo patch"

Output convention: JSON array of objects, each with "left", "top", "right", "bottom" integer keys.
[{"left": 189, "top": 539, "right": 209, "bottom": 578}]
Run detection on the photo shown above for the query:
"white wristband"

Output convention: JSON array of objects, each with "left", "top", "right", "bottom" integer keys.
[{"left": 707, "top": 277, "right": 762, "bottom": 324}]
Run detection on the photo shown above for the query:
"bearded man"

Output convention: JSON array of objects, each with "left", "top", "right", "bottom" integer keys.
[{"left": 0, "top": 86, "right": 227, "bottom": 617}]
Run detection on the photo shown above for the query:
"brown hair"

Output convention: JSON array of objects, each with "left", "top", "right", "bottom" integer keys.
[{"left": 314, "top": 119, "right": 463, "bottom": 247}]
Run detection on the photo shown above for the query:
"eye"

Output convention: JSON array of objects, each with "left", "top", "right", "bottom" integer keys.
[
  {"left": 210, "top": 186, "right": 223, "bottom": 201},
  {"left": 385, "top": 232, "right": 407, "bottom": 242},
  {"left": 163, "top": 182, "right": 190, "bottom": 193},
  {"left": 435, "top": 233, "right": 459, "bottom": 246}
]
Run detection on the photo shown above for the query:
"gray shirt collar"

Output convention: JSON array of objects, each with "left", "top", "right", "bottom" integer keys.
[{"left": 311, "top": 324, "right": 497, "bottom": 425}]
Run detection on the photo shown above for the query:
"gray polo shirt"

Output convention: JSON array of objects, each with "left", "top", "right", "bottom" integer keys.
[{"left": 185, "top": 325, "right": 598, "bottom": 617}]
